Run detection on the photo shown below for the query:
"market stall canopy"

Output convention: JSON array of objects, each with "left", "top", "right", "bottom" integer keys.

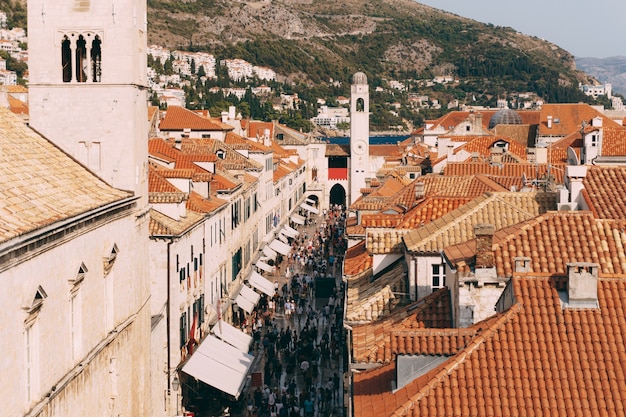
[
  {"left": 181, "top": 335, "right": 253, "bottom": 399},
  {"left": 300, "top": 202, "right": 320, "bottom": 214},
  {"left": 290, "top": 214, "right": 305, "bottom": 225},
  {"left": 212, "top": 319, "right": 253, "bottom": 352},
  {"left": 248, "top": 270, "right": 275, "bottom": 296},
  {"left": 255, "top": 259, "right": 274, "bottom": 274},
  {"left": 235, "top": 284, "right": 260, "bottom": 314},
  {"left": 269, "top": 239, "right": 291, "bottom": 256},
  {"left": 281, "top": 225, "right": 299, "bottom": 238},
  {"left": 262, "top": 246, "right": 277, "bottom": 259}
]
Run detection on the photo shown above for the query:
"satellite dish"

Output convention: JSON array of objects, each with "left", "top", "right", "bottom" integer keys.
[{"left": 567, "top": 146, "right": 580, "bottom": 166}]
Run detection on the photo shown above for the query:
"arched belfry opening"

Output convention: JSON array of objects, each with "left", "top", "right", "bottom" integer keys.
[
  {"left": 356, "top": 98, "right": 364, "bottom": 112},
  {"left": 61, "top": 36, "right": 72, "bottom": 82},
  {"left": 329, "top": 183, "right": 346, "bottom": 207},
  {"left": 61, "top": 32, "right": 103, "bottom": 83}
]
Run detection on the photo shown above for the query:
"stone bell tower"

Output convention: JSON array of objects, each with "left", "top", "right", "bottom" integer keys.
[
  {"left": 349, "top": 71, "right": 370, "bottom": 205},
  {"left": 28, "top": 0, "right": 149, "bottom": 202}
]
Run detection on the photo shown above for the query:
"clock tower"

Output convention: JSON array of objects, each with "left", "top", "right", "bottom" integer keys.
[{"left": 349, "top": 71, "right": 370, "bottom": 205}]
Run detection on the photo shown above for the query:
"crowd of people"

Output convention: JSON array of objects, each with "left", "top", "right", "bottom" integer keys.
[{"left": 242, "top": 204, "right": 348, "bottom": 417}]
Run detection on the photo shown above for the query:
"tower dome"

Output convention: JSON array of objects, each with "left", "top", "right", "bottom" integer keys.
[
  {"left": 352, "top": 72, "right": 368, "bottom": 85},
  {"left": 488, "top": 108, "right": 523, "bottom": 129}
]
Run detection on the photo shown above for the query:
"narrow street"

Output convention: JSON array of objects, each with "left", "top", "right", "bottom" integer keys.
[{"left": 219, "top": 205, "right": 348, "bottom": 417}]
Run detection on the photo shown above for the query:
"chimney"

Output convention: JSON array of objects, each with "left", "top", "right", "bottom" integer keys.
[
  {"left": 474, "top": 224, "right": 495, "bottom": 268},
  {"left": 514, "top": 257, "right": 531, "bottom": 273},
  {"left": 547, "top": 115, "right": 553, "bottom": 129},
  {"left": 221, "top": 111, "right": 228, "bottom": 123},
  {"left": 566, "top": 263, "right": 599, "bottom": 307},
  {"left": 174, "top": 137, "right": 182, "bottom": 150},
  {"left": 414, "top": 182, "right": 425, "bottom": 199},
  {"left": 229, "top": 105, "right": 236, "bottom": 120}
]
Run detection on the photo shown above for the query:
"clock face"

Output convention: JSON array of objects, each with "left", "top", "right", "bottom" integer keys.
[{"left": 353, "top": 139, "right": 367, "bottom": 155}]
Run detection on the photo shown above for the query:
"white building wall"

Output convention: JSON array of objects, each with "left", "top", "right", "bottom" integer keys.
[{"left": 0, "top": 211, "right": 150, "bottom": 417}]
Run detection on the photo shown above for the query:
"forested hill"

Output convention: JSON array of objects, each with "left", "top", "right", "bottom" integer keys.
[{"left": 147, "top": 0, "right": 594, "bottom": 104}]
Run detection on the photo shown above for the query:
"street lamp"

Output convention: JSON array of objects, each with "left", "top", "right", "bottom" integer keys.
[{"left": 171, "top": 374, "right": 180, "bottom": 415}]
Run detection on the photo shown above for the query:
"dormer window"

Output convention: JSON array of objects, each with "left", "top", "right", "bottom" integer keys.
[{"left": 103, "top": 244, "right": 119, "bottom": 276}]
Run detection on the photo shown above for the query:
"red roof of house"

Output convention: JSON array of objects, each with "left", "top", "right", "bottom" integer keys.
[{"left": 159, "top": 105, "right": 233, "bottom": 131}]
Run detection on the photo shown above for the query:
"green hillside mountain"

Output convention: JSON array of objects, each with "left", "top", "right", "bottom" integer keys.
[{"left": 148, "top": 0, "right": 594, "bottom": 104}]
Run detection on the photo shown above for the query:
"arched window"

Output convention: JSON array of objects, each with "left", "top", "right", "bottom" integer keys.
[
  {"left": 62, "top": 35, "right": 72, "bottom": 82},
  {"left": 312, "top": 167, "right": 318, "bottom": 181},
  {"left": 356, "top": 98, "right": 364, "bottom": 112},
  {"left": 61, "top": 32, "right": 102, "bottom": 83},
  {"left": 91, "top": 35, "right": 102, "bottom": 82},
  {"left": 75, "top": 35, "right": 87, "bottom": 82}
]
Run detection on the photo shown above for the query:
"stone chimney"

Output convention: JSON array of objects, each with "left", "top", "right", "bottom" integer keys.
[
  {"left": 514, "top": 257, "right": 531, "bottom": 273},
  {"left": 414, "top": 182, "right": 425, "bottom": 199},
  {"left": 474, "top": 224, "right": 495, "bottom": 268},
  {"left": 566, "top": 263, "right": 599, "bottom": 307},
  {"left": 547, "top": 115, "right": 553, "bottom": 129}
]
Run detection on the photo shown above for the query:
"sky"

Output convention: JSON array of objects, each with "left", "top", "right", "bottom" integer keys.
[{"left": 416, "top": 0, "right": 625, "bottom": 58}]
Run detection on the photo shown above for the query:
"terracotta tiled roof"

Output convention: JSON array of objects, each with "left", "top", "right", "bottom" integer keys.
[
  {"left": 454, "top": 135, "right": 528, "bottom": 161},
  {"left": 362, "top": 214, "right": 403, "bottom": 228},
  {"left": 225, "top": 131, "right": 272, "bottom": 153},
  {"left": 159, "top": 105, "right": 233, "bottom": 131},
  {"left": 354, "top": 275, "right": 626, "bottom": 417},
  {"left": 8, "top": 96, "right": 28, "bottom": 115},
  {"left": 273, "top": 163, "right": 291, "bottom": 182},
  {"left": 538, "top": 103, "right": 622, "bottom": 137},
  {"left": 367, "top": 229, "right": 411, "bottom": 254},
  {"left": 345, "top": 260, "right": 408, "bottom": 323},
  {"left": 6, "top": 85, "right": 27, "bottom": 93},
  {"left": 346, "top": 223, "right": 366, "bottom": 237},
  {"left": 548, "top": 131, "right": 583, "bottom": 164},
  {"left": 344, "top": 240, "right": 373, "bottom": 276},
  {"left": 350, "top": 176, "right": 413, "bottom": 211},
  {"left": 397, "top": 196, "right": 474, "bottom": 229},
  {"left": 352, "top": 288, "right": 454, "bottom": 363},
  {"left": 445, "top": 211, "right": 626, "bottom": 277},
  {"left": 148, "top": 167, "right": 187, "bottom": 203},
  {"left": 444, "top": 161, "right": 566, "bottom": 185},
  {"left": 325, "top": 143, "right": 350, "bottom": 157},
  {"left": 600, "top": 126, "right": 626, "bottom": 156},
  {"left": 582, "top": 166, "right": 626, "bottom": 220},
  {"left": 149, "top": 208, "right": 204, "bottom": 237},
  {"left": 403, "top": 191, "right": 557, "bottom": 253},
  {"left": 186, "top": 191, "right": 228, "bottom": 213},
  {"left": 0, "top": 107, "right": 132, "bottom": 244},
  {"left": 247, "top": 121, "right": 274, "bottom": 139},
  {"left": 370, "top": 144, "right": 404, "bottom": 157}
]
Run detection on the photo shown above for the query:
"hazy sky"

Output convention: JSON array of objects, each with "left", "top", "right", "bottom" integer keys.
[{"left": 416, "top": 0, "right": 625, "bottom": 58}]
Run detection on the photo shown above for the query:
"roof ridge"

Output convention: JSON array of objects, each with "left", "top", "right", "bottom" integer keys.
[{"left": 390, "top": 304, "right": 521, "bottom": 417}]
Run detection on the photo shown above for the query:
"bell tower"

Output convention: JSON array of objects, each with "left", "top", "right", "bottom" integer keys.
[
  {"left": 28, "top": 0, "right": 149, "bottom": 202},
  {"left": 349, "top": 71, "right": 370, "bottom": 205}
]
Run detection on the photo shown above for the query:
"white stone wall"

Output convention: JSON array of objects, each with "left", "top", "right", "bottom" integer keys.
[{"left": 0, "top": 210, "right": 150, "bottom": 417}]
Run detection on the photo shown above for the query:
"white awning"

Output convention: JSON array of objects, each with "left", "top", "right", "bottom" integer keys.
[
  {"left": 281, "top": 225, "right": 299, "bottom": 238},
  {"left": 300, "top": 202, "right": 320, "bottom": 214},
  {"left": 212, "top": 320, "right": 253, "bottom": 352},
  {"left": 290, "top": 214, "right": 305, "bottom": 225},
  {"left": 269, "top": 239, "right": 292, "bottom": 256},
  {"left": 248, "top": 270, "right": 276, "bottom": 296},
  {"left": 305, "top": 198, "right": 316, "bottom": 205},
  {"left": 277, "top": 233, "right": 289, "bottom": 244},
  {"left": 255, "top": 260, "right": 274, "bottom": 274},
  {"left": 262, "top": 246, "right": 277, "bottom": 259},
  {"left": 235, "top": 284, "right": 260, "bottom": 314},
  {"left": 181, "top": 335, "right": 254, "bottom": 399}
]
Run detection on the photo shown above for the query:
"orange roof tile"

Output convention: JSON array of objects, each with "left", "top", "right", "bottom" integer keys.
[
  {"left": 599, "top": 126, "right": 626, "bottom": 156},
  {"left": 159, "top": 105, "right": 233, "bottom": 131},
  {"left": 344, "top": 240, "right": 373, "bottom": 276},
  {"left": 354, "top": 275, "right": 626, "bottom": 417},
  {"left": 538, "top": 103, "right": 622, "bottom": 137},
  {"left": 444, "top": 161, "right": 566, "bottom": 185},
  {"left": 582, "top": 166, "right": 626, "bottom": 220}
]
